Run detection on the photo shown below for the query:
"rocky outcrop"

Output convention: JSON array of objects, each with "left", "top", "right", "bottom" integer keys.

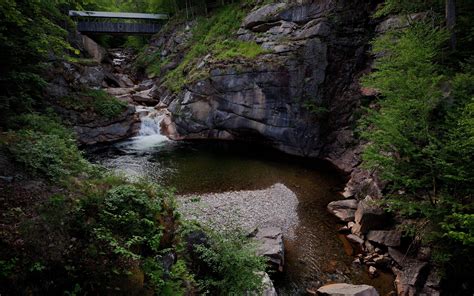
[
  {"left": 254, "top": 227, "right": 285, "bottom": 272},
  {"left": 317, "top": 283, "right": 379, "bottom": 296},
  {"left": 327, "top": 199, "right": 358, "bottom": 222},
  {"left": 150, "top": 0, "right": 376, "bottom": 159},
  {"left": 352, "top": 196, "right": 388, "bottom": 235},
  {"left": 72, "top": 106, "right": 140, "bottom": 145},
  {"left": 367, "top": 230, "right": 401, "bottom": 248},
  {"left": 44, "top": 56, "right": 141, "bottom": 145}
]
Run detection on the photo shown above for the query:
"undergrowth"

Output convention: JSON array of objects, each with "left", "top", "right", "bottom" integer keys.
[{"left": 59, "top": 89, "right": 127, "bottom": 119}]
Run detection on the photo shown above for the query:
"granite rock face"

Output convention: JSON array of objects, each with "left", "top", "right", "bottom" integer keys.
[
  {"left": 45, "top": 59, "right": 140, "bottom": 145},
  {"left": 151, "top": 0, "right": 376, "bottom": 161}
]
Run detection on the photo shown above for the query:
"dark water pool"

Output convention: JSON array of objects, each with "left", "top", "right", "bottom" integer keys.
[{"left": 89, "top": 139, "right": 394, "bottom": 295}]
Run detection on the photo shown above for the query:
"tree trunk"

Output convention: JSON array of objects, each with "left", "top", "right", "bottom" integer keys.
[{"left": 446, "top": 0, "right": 456, "bottom": 50}]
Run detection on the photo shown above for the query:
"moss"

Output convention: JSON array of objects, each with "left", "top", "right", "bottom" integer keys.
[
  {"left": 66, "top": 57, "right": 100, "bottom": 66},
  {"left": 155, "top": 3, "right": 266, "bottom": 93}
]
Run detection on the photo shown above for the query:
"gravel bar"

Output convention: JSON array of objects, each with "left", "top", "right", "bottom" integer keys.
[{"left": 177, "top": 183, "right": 299, "bottom": 237}]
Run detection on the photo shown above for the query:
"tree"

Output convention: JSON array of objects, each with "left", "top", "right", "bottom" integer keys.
[{"left": 446, "top": 0, "right": 456, "bottom": 49}]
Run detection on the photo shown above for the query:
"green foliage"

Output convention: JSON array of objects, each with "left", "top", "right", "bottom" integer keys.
[
  {"left": 373, "top": 0, "right": 437, "bottom": 18},
  {"left": 143, "top": 257, "right": 193, "bottom": 295},
  {"left": 360, "top": 8, "right": 474, "bottom": 289},
  {"left": 3, "top": 114, "right": 91, "bottom": 180},
  {"left": 60, "top": 89, "right": 127, "bottom": 118},
  {"left": 92, "top": 184, "right": 164, "bottom": 259},
  {"left": 302, "top": 100, "right": 329, "bottom": 118},
  {"left": 196, "top": 229, "right": 266, "bottom": 295},
  {"left": 360, "top": 23, "right": 448, "bottom": 192},
  {"left": 0, "top": 0, "right": 77, "bottom": 120},
  {"left": 0, "top": 258, "right": 18, "bottom": 278},
  {"left": 153, "top": 4, "right": 265, "bottom": 92}
]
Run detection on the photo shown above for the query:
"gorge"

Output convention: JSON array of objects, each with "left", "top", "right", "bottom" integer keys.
[{"left": 1, "top": 0, "right": 473, "bottom": 295}]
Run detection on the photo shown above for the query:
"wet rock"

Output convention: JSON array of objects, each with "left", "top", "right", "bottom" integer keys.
[
  {"left": 368, "top": 266, "right": 378, "bottom": 278},
  {"left": 327, "top": 199, "right": 358, "bottom": 222},
  {"left": 372, "top": 255, "right": 391, "bottom": 268},
  {"left": 255, "top": 227, "right": 284, "bottom": 272},
  {"left": 132, "top": 89, "right": 159, "bottom": 106},
  {"left": 136, "top": 79, "right": 155, "bottom": 91},
  {"left": 346, "top": 234, "right": 364, "bottom": 246},
  {"left": 116, "top": 74, "right": 135, "bottom": 87},
  {"left": 363, "top": 240, "right": 375, "bottom": 253},
  {"left": 352, "top": 197, "right": 387, "bottom": 235},
  {"left": 317, "top": 283, "right": 379, "bottom": 296},
  {"left": 105, "top": 87, "right": 135, "bottom": 96},
  {"left": 367, "top": 230, "right": 401, "bottom": 247}
]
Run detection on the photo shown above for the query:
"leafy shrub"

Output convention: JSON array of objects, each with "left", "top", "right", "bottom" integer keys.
[
  {"left": 80, "top": 89, "right": 127, "bottom": 118},
  {"left": 4, "top": 114, "right": 91, "bottom": 180},
  {"left": 195, "top": 229, "right": 266, "bottom": 295},
  {"left": 93, "top": 184, "right": 164, "bottom": 259}
]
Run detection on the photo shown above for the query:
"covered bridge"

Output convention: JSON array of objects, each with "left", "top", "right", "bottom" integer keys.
[{"left": 69, "top": 10, "right": 168, "bottom": 35}]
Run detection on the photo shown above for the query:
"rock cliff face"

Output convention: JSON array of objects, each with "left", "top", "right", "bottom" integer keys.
[
  {"left": 45, "top": 47, "right": 141, "bottom": 145},
  {"left": 151, "top": 0, "right": 377, "bottom": 170}
]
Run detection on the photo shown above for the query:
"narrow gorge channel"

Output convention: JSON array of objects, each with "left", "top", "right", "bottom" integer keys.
[{"left": 89, "top": 49, "right": 394, "bottom": 295}]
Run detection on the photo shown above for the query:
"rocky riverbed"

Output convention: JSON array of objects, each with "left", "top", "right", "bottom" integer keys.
[{"left": 177, "top": 183, "right": 299, "bottom": 236}]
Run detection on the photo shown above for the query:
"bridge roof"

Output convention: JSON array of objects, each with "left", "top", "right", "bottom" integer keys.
[{"left": 68, "top": 10, "right": 168, "bottom": 20}]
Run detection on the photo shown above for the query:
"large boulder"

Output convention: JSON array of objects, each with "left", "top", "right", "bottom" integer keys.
[
  {"left": 366, "top": 230, "right": 401, "bottom": 247},
  {"left": 327, "top": 199, "right": 358, "bottom": 222},
  {"left": 72, "top": 106, "right": 140, "bottom": 145},
  {"left": 254, "top": 227, "right": 284, "bottom": 272},
  {"left": 351, "top": 197, "right": 387, "bottom": 235},
  {"left": 388, "top": 247, "right": 431, "bottom": 296},
  {"left": 317, "top": 283, "right": 379, "bottom": 296}
]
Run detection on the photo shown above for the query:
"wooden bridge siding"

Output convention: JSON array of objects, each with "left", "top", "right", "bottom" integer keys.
[{"left": 77, "top": 22, "right": 162, "bottom": 34}]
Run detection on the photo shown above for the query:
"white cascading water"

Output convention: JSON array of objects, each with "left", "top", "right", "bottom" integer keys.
[{"left": 125, "top": 106, "right": 169, "bottom": 151}]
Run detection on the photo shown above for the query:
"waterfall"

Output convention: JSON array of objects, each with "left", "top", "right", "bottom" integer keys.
[{"left": 121, "top": 106, "right": 169, "bottom": 152}]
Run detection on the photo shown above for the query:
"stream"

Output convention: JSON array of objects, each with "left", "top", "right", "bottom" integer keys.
[
  {"left": 89, "top": 49, "right": 394, "bottom": 295},
  {"left": 90, "top": 112, "right": 394, "bottom": 295}
]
